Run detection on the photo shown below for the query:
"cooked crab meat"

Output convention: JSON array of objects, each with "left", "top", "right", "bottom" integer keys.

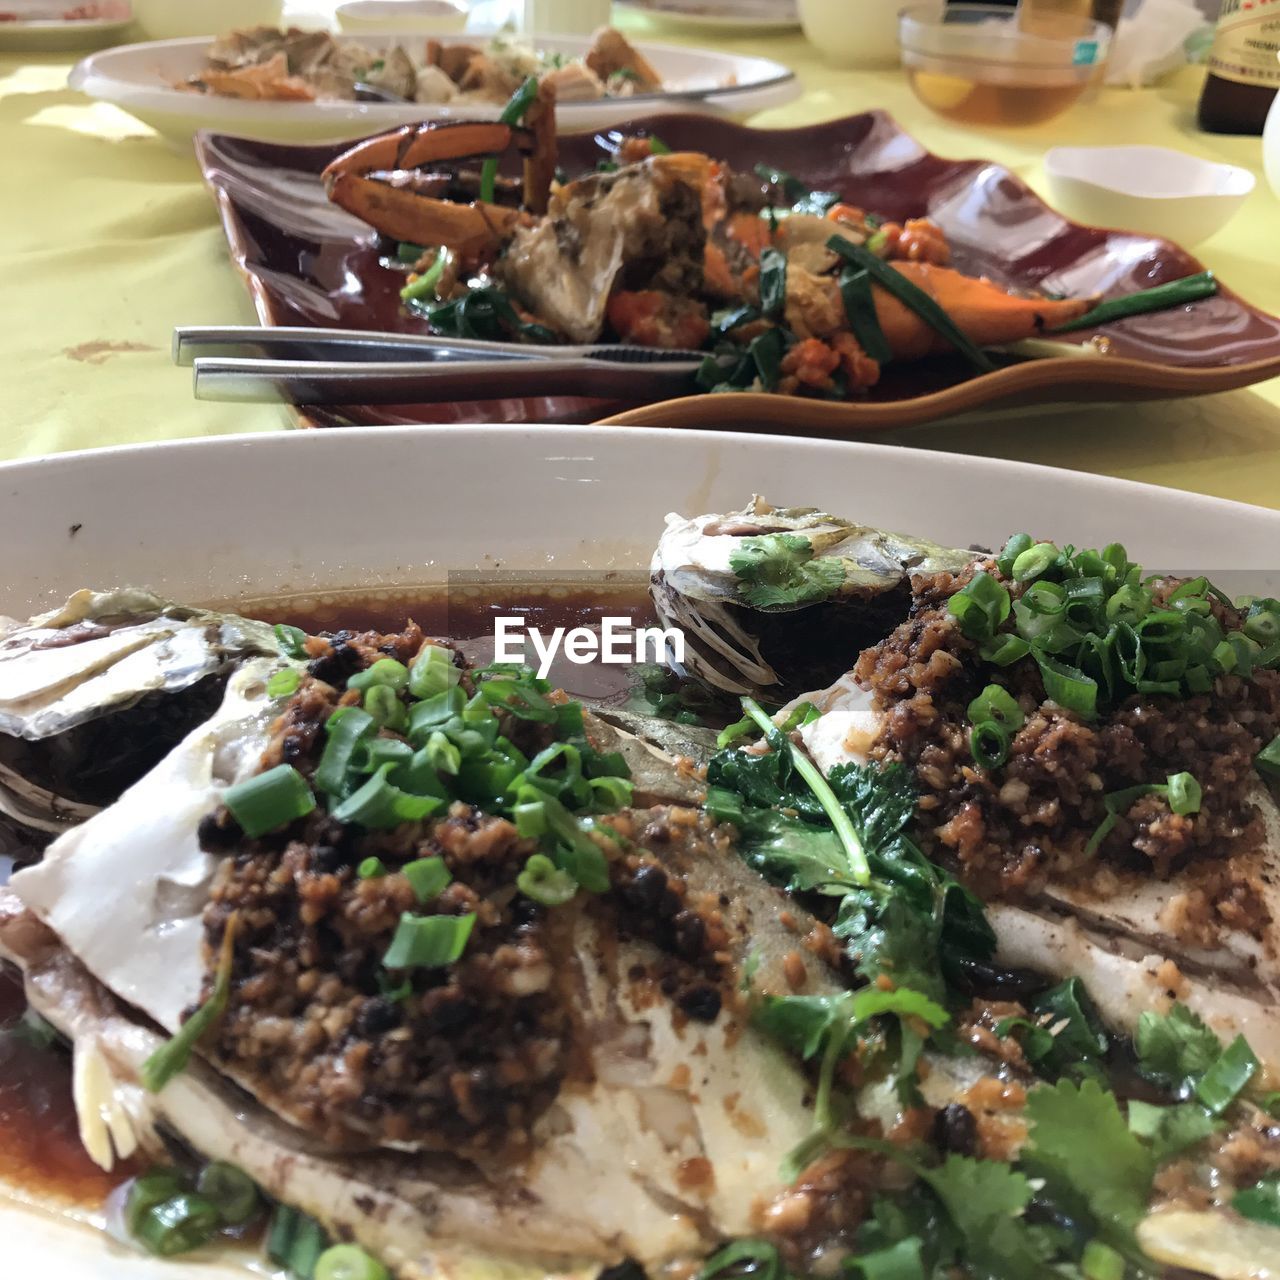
[
  {"left": 584, "top": 26, "right": 664, "bottom": 92},
  {"left": 498, "top": 153, "right": 713, "bottom": 344}
]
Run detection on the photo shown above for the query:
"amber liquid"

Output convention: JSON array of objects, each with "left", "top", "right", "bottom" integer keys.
[{"left": 905, "top": 68, "right": 1088, "bottom": 125}]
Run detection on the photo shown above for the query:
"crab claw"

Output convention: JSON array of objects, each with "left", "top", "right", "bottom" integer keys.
[{"left": 321, "top": 94, "right": 559, "bottom": 256}]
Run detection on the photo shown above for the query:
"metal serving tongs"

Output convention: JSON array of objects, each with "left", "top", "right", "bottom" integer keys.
[{"left": 174, "top": 326, "right": 710, "bottom": 405}]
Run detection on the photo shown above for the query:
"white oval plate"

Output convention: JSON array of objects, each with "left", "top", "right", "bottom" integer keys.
[
  {"left": 67, "top": 31, "right": 799, "bottom": 145},
  {"left": 2, "top": 424, "right": 1277, "bottom": 1275},
  {"left": 0, "top": 13, "right": 131, "bottom": 52}
]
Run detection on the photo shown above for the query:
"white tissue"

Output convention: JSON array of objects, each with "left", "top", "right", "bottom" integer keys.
[{"left": 1105, "top": 0, "right": 1211, "bottom": 88}]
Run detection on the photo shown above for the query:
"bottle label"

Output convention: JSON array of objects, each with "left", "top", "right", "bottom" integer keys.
[{"left": 1207, "top": 0, "right": 1280, "bottom": 88}]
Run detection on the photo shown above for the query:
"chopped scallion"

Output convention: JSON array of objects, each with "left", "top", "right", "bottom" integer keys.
[
  {"left": 516, "top": 853, "right": 578, "bottom": 906},
  {"left": 403, "top": 856, "right": 451, "bottom": 903},
  {"left": 223, "top": 764, "right": 315, "bottom": 839},
  {"left": 383, "top": 911, "right": 475, "bottom": 969}
]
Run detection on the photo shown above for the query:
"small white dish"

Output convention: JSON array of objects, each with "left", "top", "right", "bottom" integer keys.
[
  {"left": 129, "top": 0, "right": 283, "bottom": 40},
  {"left": 335, "top": 0, "right": 468, "bottom": 35},
  {"left": 797, "top": 0, "right": 913, "bottom": 68},
  {"left": 1045, "top": 145, "right": 1255, "bottom": 247}
]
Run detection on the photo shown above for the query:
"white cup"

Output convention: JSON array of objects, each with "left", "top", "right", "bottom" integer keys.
[
  {"left": 130, "top": 0, "right": 285, "bottom": 40},
  {"left": 521, "top": 0, "right": 611, "bottom": 36},
  {"left": 1265, "top": 87, "right": 1280, "bottom": 202}
]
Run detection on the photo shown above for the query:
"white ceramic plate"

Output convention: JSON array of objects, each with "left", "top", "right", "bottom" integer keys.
[
  {"left": 3, "top": 424, "right": 1278, "bottom": 1274},
  {"left": 66, "top": 31, "right": 799, "bottom": 145},
  {"left": 616, "top": 0, "right": 800, "bottom": 34},
  {"left": 0, "top": 12, "right": 131, "bottom": 52}
]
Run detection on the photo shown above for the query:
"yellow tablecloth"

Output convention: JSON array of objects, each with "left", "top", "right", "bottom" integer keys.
[{"left": 1, "top": 9, "right": 1279, "bottom": 509}]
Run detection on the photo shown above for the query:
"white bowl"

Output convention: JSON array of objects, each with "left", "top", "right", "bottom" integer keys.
[
  {"left": 1265, "top": 92, "right": 1280, "bottom": 201},
  {"left": 1045, "top": 145, "right": 1255, "bottom": 247},
  {"left": 336, "top": 0, "right": 469, "bottom": 35},
  {"left": 797, "top": 0, "right": 911, "bottom": 68},
  {"left": 130, "top": 0, "right": 284, "bottom": 40}
]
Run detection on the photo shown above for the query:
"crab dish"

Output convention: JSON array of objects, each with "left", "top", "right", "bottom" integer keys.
[
  {"left": 318, "top": 85, "right": 1220, "bottom": 402},
  {"left": 2, "top": 501, "right": 1280, "bottom": 1280},
  {"left": 185, "top": 26, "right": 670, "bottom": 106}
]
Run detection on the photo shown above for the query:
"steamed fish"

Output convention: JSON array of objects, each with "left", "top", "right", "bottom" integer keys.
[
  {"left": 650, "top": 496, "right": 974, "bottom": 698},
  {"left": 0, "top": 589, "right": 280, "bottom": 834},
  {"left": 2, "top": 626, "right": 849, "bottom": 1273}
]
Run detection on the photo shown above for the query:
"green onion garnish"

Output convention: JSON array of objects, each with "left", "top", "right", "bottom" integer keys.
[
  {"left": 967, "top": 684, "right": 1025, "bottom": 733},
  {"left": 1167, "top": 770, "right": 1202, "bottom": 816},
  {"left": 314, "top": 1243, "right": 391, "bottom": 1280},
  {"left": 332, "top": 764, "right": 443, "bottom": 830},
  {"left": 1011, "top": 540, "right": 1059, "bottom": 582},
  {"left": 348, "top": 658, "right": 409, "bottom": 692},
  {"left": 403, "top": 857, "right": 451, "bottom": 903},
  {"left": 124, "top": 1170, "right": 185, "bottom": 1238},
  {"left": 400, "top": 248, "right": 450, "bottom": 304},
  {"left": 408, "top": 644, "right": 461, "bottom": 700},
  {"left": 273, "top": 623, "right": 308, "bottom": 659},
  {"left": 267, "top": 1206, "right": 328, "bottom": 1280},
  {"left": 837, "top": 268, "right": 892, "bottom": 364},
  {"left": 132, "top": 1192, "right": 222, "bottom": 1257},
  {"left": 1196, "top": 1034, "right": 1258, "bottom": 1114},
  {"left": 358, "top": 857, "right": 386, "bottom": 879},
  {"left": 516, "top": 853, "right": 578, "bottom": 906},
  {"left": 141, "top": 917, "right": 238, "bottom": 1093},
  {"left": 223, "top": 764, "right": 315, "bottom": 839},
  {"left": 1085, "top": 772, "right": 1203, "bottom": 856},
  {"left": 383, "top": 912, "right": 475, "bottom": 969},
  {"left": 969, "top": 719, "right": 1010, "bottom": 770},
  {"left": 267, "top": 668, "right": 302, "bottom": 699},
  {"left": 363, "top": 683, "right": 407, "bottom": 732},
  {"left": 1050, "top": 270, "right": 1218, "bottom": 333},
  {"left": 195, "top": 1162, "right": 259, "bottom": 1227},
  {"left": 948, "top": 571, "right": 1012, "bottom": 642},
  {"left": 316, "top": 706, "right": 376, "bottom": 796},
  {"left": 740, "top": 697, "right": 870, "bottom": 886},
  {"left": 647, "top": 133, "right": 671, "bottom": 155},
  {"left": 827, "top": 233, "right": 996, "bottom": 373},
  {"left": 479, "top": 76, "right": 539, "bottom": 205}
]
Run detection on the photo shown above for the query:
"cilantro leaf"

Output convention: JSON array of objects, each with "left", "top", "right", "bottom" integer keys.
[
  {"left": 1134, "top": 1003, "right": 1221, "bottom": 1097},
  {"left": 729, "top": 533, "right": 845, "bottom": 609},
  {"left": 1023, "top": 1078, "right": 1155, "bottom": 1250},
  {"left": 1233, "top": 1172, "right": 1280, "bottom": 1227},
  {"left": 1126, "top": 1099, "right": 1218, "bottom": 1164},
  {"left": 996, "top": 978, "right": 1109, "bottom": 1081},
  {"left": 846, "top": 1237, "right": 925, "bottom": 1279},
  {"left": 752, "top": 987, "right": 946, "bottom": 1064},
  {"left": 919, "top": 1155, "right": 1048, "bottom": 1279}
]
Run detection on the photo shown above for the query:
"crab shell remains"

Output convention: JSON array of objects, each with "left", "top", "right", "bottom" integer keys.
[
  {"left": 2, "top": 652, "right": 856, "bottom": 1273},
  {"left": 650, "top": 496, "right": 976, "bottom": 699}
]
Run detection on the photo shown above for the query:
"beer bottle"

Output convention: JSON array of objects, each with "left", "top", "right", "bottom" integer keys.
[{"left": 1198, "top": 0, "right": 1280, "bottom": 135}]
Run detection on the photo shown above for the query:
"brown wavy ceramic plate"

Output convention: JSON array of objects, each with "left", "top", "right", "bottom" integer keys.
[{"left": 195, "top": 111, "right": 1280, "bottom": 433}]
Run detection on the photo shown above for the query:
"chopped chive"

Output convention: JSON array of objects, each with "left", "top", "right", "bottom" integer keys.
[
  {"left": 273, "top": 623, "right": 308, "bottom": 659},
  {"left": 1196, "top": 1034, "right": 1258, "bottom": 1114},
  {"left": 364, "top": 683, "right": 407, "bottom": 732},
  {"left": 837, "top": 268, "right": 892, "bottom": 364},
  {"left": 347, "top": 658, "right": 409, "bottom": 692},
  {"left": 316, "top": 706, "right": 377, "bottom": 796},
  {"left": 403, "top": 857, "right": 451, "bottom": 903},
  {"left": 383, "top": 912, "right": 475, "bottom": 969},
  {"left": 1257, "top": 733, "right": 1280, "bottom": 779},
  {"left": 516, "top": 853, "right": 578, "bottom": 906},
  {"left": 195, "top": 1162, "right": 259, "bottom": 1226},
  {"left": 479, "top": 76, "right": 538, "bottom": 204},
  {"left": 1051, "top": 270, "right": 1218, "bottom": 333},
  {"left": 223, "top": 764, "right": 315, "bottom": 839},
  {"left": 358, "top": 857, "right": 386, "bottom": 879},
  {"left": 133, "top": 1192, "right": 222, "bottom": 1257},
  {"left": 315, "top": 1243, "right": 391, "bottom": 1280},
  {"left": 969, "top": 719, "right": 1010, "bottom": 770},
  {"left": 141, "top": 916, "right": 238, "bottom": 1093},
  {"left": 267, "top": 667, "right": 302, "bottom": 699},
  {"left": 408, "top": 644, "right": 461, "bottom": 700},
  {"left": 967, "top": 684, "right": 1025, "bottom": 732},
  {"left": 332, "top": 764, "right": 443, "bottom": 830}
]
